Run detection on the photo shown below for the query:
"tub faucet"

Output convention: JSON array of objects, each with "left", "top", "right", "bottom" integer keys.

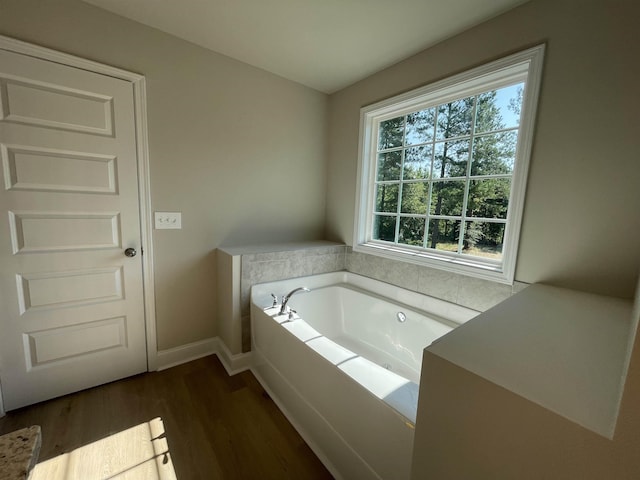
[{"left": 279, "top": 287, "right": 310, "bottom": 315}]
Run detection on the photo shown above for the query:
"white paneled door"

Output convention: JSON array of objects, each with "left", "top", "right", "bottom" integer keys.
[{"left": 0, "top": 48, "right": 147, "bottom": 410}]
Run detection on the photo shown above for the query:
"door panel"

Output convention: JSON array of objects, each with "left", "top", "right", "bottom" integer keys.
[
  {"left": 16, "top": 267, "right": 124, "bottom": 313},
  {"left": 2, "top": 144, "right": 117, "bottom": 194},
  {"left": 0, "top": 48, "right": 147, "bottom": 410},
  {"left": 1, "top": 72, "right": 114, "bottom": 135},
  {"left": 9, "top": 211, "right": 121, "bottom": 252},
  {"left": 25, "top": 316, "right": 127, "bottom": 368}
]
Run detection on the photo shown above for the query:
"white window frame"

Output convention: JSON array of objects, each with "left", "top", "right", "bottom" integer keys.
[{"left": 353, "top": 45, "right": 545, "bottom": 284}]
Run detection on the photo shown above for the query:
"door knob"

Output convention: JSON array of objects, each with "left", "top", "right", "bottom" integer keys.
[{"left": 124, "top": 247, "right": 137, "bottom": 257}]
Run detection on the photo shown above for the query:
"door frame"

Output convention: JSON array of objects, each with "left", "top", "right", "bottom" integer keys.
[{"left": 0, "top": 35, "right": 158, "bottom": 415}]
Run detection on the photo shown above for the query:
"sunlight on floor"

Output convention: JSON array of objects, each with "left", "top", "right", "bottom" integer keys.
[{"left": 30, "top": 417, "right": 177, "bottom": 480}]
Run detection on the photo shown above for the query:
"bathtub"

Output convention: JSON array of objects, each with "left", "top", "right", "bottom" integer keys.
[{"left": 250, "top": 271, "right": 477, "bottom": 480}]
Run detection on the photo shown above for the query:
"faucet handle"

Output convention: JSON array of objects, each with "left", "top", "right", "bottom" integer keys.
[
  {"left": 263, "top": 293, "right": 279, "bottom": 311},
  {"left": 288, "top": 309, "right": 297, "bottom": 320}
]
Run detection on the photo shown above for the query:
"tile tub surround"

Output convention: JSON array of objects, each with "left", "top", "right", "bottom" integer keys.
[
  {"left": 218, "top": 243, "right": 528, "bottom": 353},
  {"left": 240, "top": 245, "right": 347, "bottom": 350},
  {"left": 345, "top": 248, "right": 528, "bottom": 312},
  {"left": 240, "top": 245, "right": 347, "bottom": 317},
  {"left": 217, "top": 242, "right": 347, "bottom": 353}
]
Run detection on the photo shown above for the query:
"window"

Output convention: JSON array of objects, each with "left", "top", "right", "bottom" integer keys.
[{"left": 354, "top": 46, "right": 544, "bottom": 284}]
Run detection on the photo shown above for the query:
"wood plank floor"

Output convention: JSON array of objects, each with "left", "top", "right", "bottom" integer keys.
[{"left": 0, "top": 355, "right": 333, "bottom": 479}]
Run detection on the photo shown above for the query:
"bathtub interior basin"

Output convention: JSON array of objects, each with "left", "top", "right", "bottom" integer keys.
[{"left": 250, "top": 271, "right": 479, "bottom": 480}]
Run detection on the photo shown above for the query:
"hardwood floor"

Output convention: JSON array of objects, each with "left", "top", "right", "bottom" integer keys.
[{"left": 0, "top": 355, "right": 333, "bottom": 479}]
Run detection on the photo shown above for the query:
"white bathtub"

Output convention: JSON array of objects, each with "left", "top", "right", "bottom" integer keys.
[{"left": 250, "top": 272, "right": 477, "bottom": 480}]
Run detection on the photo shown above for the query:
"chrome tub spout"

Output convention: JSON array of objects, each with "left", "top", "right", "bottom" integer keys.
[{"left": 279, "top": 287, "right": 310, "bottom": 315}]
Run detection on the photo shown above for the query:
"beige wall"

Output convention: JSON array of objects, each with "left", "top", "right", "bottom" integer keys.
[
  {"left": 413, "top": 278, "right": 640, "bottom": 478},
  {"left": 412, "top": 345, "right": 640, "bottom": 479},
  {"left": 0, "top": 0, "right": 328, "bottom": 350},
  {"left": 326, "top": 0, "right": 640, "bottom": 298}
]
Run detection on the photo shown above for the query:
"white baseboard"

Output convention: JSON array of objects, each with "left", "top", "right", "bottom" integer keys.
[
  {"left": 216, "top": 339, "right": 252, "bottom": 376},
  {"left": 156, "top": 338, "right": 218, "bottom": 371},
  {"left": 156, "top": 336, "right": 251, "bottom": 374}
]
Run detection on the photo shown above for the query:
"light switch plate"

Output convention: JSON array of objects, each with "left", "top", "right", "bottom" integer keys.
[{"left": 155, "top": 211, "right": 182, "bottom": 229}]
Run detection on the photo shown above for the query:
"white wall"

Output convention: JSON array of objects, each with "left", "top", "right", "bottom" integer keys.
[{"left": 0, "top": 0, "right": 328, "bottom": 350}]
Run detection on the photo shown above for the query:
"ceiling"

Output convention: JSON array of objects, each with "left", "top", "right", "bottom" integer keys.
[{"left": 82, "top": 0, "right": 528, "bottom": 93}]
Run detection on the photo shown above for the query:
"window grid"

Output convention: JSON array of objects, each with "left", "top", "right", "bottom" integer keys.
[{"left": 372, "top": 91, "right": 519, "bottom": 258}]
